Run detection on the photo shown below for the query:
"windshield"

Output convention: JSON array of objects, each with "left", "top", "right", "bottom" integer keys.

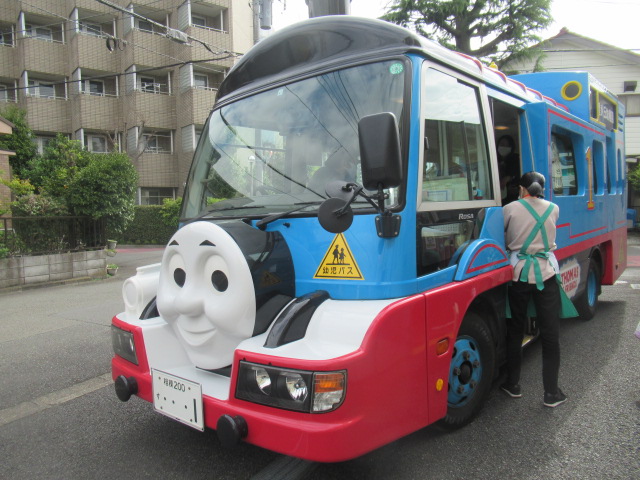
[{"left": 182, "top": 60, "right": 407, "bottom": 219}]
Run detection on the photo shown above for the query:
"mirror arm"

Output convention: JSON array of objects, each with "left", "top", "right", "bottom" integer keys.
[{"left": 338, "top": 183, "right": 401, "bottom": 238}]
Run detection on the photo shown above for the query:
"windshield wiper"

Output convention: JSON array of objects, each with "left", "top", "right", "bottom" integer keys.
[
  {"left": 255, "top": 202, "right": 322, "bottom": 230},
  {"left": 184, "top": 204, "right": 264, "bottom": 225}
]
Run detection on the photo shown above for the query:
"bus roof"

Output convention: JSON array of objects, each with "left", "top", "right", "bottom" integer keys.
[{"left": 217, "top": 16, "right": 566, "bottom": 110}]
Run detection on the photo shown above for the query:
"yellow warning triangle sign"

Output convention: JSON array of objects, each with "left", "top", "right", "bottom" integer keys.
[{"left": 313, "top": 233, "right": 364, "bottom": 280}]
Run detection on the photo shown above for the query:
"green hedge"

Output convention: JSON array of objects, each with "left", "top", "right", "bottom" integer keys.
[{"left": 115, "top": 205, "right": 177, "bottom": 245}]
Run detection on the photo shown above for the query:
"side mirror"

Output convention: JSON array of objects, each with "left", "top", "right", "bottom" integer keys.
[{"left": 358, "top": 112, "right": 402, "bottom": 191}]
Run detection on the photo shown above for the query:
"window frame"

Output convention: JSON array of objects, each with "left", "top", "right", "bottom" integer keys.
[
  {"left": 193, "top": 73, "right": 208, "bottom": 89},
  {"left": 28, "top": 79, "right": 56, "bottom": 99},
  {"left": 417, "top": 62, "right": 497, "bottom": 212},
  {"left": 142, "top": 131, "right": 173, "bottom": 154},
  {"left": 550, "top": 129, "right": 578, "bottom": 196},
  {"left": 85, "top": 134, "right": 108, "bottom": 153},
  {"left": 79, "top": 21, "right": 103, "bottom": 37},
  {"left": 191, "top": 15, "right": 207, "bottom": 28},
  {"left": 140, "top": 187, "right": 175, "bottom": 205},
  {"left": 25, "top": 24, "right": 53, "bottom": 41}
]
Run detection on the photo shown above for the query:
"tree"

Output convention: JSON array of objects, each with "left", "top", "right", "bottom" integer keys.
[
  {"left": 382, "top": 0, "right": 552, "bottom": 67},
  {"left": 0, "top": 105, "right": 38, "bottom": 178},
  {"left": 629, "top": 163, "right": 640, "bottom": 192},
  {"left": 27, "top": 134, "right": 90, "bottom": 198},
  {"left": 66, "top": 151, "right": 139, "bottom": 235}
]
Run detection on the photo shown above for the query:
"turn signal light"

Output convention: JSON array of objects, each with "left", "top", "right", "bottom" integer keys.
[{"left": 436, "top": 338, "right": 449, "bottom": 356}]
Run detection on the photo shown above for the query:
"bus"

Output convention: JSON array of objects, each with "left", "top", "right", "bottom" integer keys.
[{"left": 111, "top": 16, "right": 627, "bottom": 462}]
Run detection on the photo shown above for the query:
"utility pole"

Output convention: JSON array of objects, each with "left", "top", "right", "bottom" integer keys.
[{"left": 306, "top": 0, "right": 351, "bottom": 17}]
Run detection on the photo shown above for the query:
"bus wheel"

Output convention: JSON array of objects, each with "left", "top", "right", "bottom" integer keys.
[
  {"left": 575, "top": 258, "right": 600, "bottom": 320},
  {"left": 438, "top": 311, "right": 495, "bottom": 430}
]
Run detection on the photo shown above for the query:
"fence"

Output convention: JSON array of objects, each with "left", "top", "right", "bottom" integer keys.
[{"left": 0, "top": 216, "right": 106, "bottom": 257}]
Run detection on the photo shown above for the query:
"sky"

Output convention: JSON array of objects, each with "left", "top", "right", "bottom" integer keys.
[{"left": 269, "top": 0, "right": 640, "bottom": 52}]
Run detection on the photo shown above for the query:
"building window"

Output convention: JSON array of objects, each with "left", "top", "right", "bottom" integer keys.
[
  {"left": 194, "top": 73, "right": 208, "bottom": 89},
  {"left": 0, "top": 29, "right": 14, "bottom": 46},
  {"left": 191, "top": 15, "right": 206, "bottom": 27},
  {"left": 25, "top": 24, "right": 53, "bottom": 41},
  {"left": 0, "top": 85, "right": 7, "bottom": 102},
  {"left": 85, "top": 134, "right": 108, "bottom": 153},
  {"left": 83, "top": 79, "right": 105, "bottom": 96},
  {"left": 140, "top": 76, "right": 157, "bottom": 93},
  {"left": 140, "top": 187, "right": 174, "bottom": 205},
  {"left": 79, "top": 21, "right": 103, "bottom": 37},
  {"left": 139, "top": 76, "right": 167, "bottom": 94},
  {"left": 136, "top": 19, "right": 154, "bottom": 33},
  {"left": 621, "top": 94, "right": 640, "bottom": 117},
  {"left": 143, "top": 132, "right": 172, "bottom": 153},
  {"left": 34, "top": 135, "right": 56, "bottom": 154},
  {"left": 28, "top": 79, "right": 56, "bottom": 98}
]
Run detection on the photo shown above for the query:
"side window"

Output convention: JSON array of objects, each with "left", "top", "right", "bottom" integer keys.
[
  {"left": 421, "top": 68, "right": 492, "bottom": 203},
  {"left": 592, "top": 140, "right": 604, "bottom": 195},
  {"left": 551, "top": 132, "right": 577, "bottom": 195}
]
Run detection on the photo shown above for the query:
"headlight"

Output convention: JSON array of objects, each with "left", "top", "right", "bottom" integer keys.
[
  {"left": 236, "top": 361, "right": 345, "bottom": 413},
  {"left": 284, "top": 373, "right": 308, "bottom": 402},
  {"left": 111, "top": 325, "right": 138, "bottom": 365},
  {"left": 254, "top": 367, "right": 272, "bottom": 395}
]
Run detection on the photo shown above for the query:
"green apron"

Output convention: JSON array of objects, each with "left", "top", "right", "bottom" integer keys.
[{"left": 506, "top": 200, "right": 578, "bottom": 319}]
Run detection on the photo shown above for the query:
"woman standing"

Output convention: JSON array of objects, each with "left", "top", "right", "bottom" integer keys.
[{"left": 502, "top": 171, "right": 567, "bottom": 408}]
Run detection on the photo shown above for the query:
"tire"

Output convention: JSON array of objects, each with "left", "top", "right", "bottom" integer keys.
[
  {"left": 575, "top": 258, "right": 601, "bottom": 320},
  {"left": 438, "top": 311, "right": 496, "bottom": 430}
]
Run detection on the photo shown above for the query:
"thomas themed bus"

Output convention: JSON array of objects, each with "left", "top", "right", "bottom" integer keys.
[{"left": 110, "top": 16, "right": 627, "bottom": 462}]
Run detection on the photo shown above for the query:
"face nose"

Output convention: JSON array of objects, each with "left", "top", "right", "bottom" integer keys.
[{"left": 174, "top": 285, "right": 204, "bottom": 316}]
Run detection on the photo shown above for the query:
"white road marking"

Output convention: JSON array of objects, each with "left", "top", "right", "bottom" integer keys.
[{"left": 0, "top": 373, "right": 112, "bottom": 427}]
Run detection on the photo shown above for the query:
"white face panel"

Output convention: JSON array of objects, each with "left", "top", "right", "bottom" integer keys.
[{"left": 156, "top": 222, "right": 256, "bottom": 369}]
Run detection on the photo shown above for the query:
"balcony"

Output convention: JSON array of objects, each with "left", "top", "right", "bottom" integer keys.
[
  {"left": 0, "top": 43, "right": 17, "bottom": 79},
  {"left": 69, "top": 32, "right": 118, "bottom": 72},
  {"left": 22, "top": 95, "right": 70, "bottom": 133},
  {"left": 122, "top": 29, "right": 173, "bottom": 69},
  {"left": 174, "top": 26, "right": 233, "bottom": 65},
  {"left": 136, "top": 152, "right": 178, "bottom": 186},
  {"left": 19, "top": 37, "right": 66, "bottom": 76},
  {"left": 177, "top": 87, "right": 217, "bottom": 126},
  {"left": 70, "top": 93, "right": 119, "bottom": 132},
  {"left": 123, "top": 90, "right": 175, "bottom": 130}
]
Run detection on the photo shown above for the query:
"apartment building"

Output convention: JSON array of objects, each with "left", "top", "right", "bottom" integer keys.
[{"left": 0, "top": 0, "right": 253, "bottom": 204}]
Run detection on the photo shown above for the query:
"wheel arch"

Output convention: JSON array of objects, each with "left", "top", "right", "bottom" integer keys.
[{"left": 466, "top": 285, "right": 508, "bottom": 366}]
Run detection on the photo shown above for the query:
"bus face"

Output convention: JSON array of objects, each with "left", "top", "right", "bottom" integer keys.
[
  {"left": 180, "top": 58, "right": 422, "bottom": 302},
  {"left": 111, "top": 16, "right": 627, "bottom": 462}
]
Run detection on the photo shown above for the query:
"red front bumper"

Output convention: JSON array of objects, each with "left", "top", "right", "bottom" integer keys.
[{"left": 111, "top": 294, "right": 440, "bottom": 462}]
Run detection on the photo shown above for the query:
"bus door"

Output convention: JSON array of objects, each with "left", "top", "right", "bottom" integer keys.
[
  {"left": 417, "top": 64, "right": 498, "bottom": 277},
  {"left": 487, "top": 91, "right": 528, "bottom": 206}
]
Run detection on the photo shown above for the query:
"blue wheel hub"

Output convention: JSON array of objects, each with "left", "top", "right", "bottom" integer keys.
[{"left": 448, "top": 336, "right": 482, "bottom": 407}]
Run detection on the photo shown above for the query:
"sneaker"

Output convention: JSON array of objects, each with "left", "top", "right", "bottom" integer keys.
[
  {"left": 544, "top": 389, "right": 567, "bottom": 408},
  {"left": 500, "top": 383, "right": 522, "bottom": 398}
]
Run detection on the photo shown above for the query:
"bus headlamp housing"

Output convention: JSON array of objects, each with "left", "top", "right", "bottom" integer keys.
[
  {"left": 236, "top": 361, "right": 346, "bottom": 413},
  {"left": 111, "top": 325, "right": 138, "bottom": 365}
]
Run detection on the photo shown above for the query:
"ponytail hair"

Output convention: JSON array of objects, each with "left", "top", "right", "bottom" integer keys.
[{"left": 520, "top": 171, "right": 545, "bottom": 198}]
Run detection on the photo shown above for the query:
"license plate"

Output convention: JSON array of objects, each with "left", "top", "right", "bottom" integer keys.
[{"left": 152, "top": 369, "right": 204, "bottom": 431}]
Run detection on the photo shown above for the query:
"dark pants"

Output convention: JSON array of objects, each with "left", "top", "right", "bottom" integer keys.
[{"left": 506, "top": 276, "right": 561, "bottom": 394}]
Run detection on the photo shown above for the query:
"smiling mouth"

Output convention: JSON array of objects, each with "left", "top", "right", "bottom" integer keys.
[{"left": 176, "top": 319, "right": 216, "bottom": 347}]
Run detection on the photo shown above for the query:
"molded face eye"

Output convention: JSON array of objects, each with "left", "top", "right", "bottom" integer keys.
[
  {"left": 211, "top": 270, "right": 228, "bottom": 292},
  {"left": 174, "top": 268, "right": 186, "bottom": 287}
]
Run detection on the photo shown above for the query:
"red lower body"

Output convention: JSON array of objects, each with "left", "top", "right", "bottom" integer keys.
[{"left": 111, "top": 266, "right": 511, "bottom": 462}]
